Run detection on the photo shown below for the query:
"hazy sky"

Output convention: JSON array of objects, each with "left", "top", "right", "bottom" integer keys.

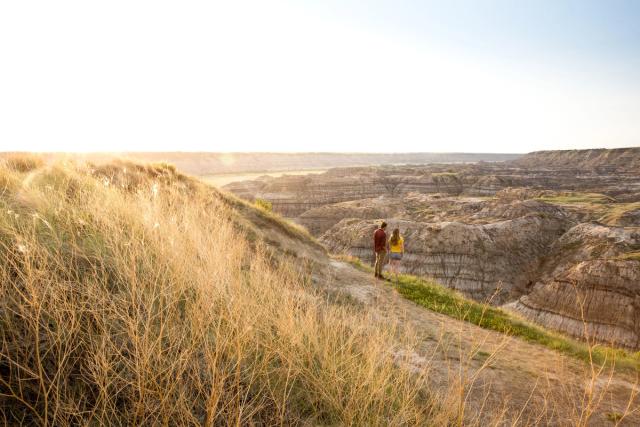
[{"left": 1, "top": 0, "right": 639, "bottom": 153}]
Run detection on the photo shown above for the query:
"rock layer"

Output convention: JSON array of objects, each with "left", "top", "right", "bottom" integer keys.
[
  {"left": 514, "top": 224, "right": 640, "bottom": 349},
  {"left": 225, "top": 152, "right": 640, "bottom": 218},
  {"left": 511, "top": 147, "right": 640, "bottom": 174},
  {"left": 322, "top": 213, "right": 570, "bottom": 304},
  {"left": 225, "top": 147, "right": 640, "bottom": 349}
]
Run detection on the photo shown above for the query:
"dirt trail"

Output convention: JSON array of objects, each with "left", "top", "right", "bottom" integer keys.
[{"left": 318, "top": 260, "right": 639, "bottom": 426}]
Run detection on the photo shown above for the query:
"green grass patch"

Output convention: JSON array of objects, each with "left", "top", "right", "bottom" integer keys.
[
  {"left": 340, "top": 255, "right": 640, "bottom": 372},
  {"left": 606, "top": 412, "right": 624, "bottom": 423},
  {"left": 599, "top": 202, "right": 640, "bottom": 225},
  {"left": 254, "top": 198, "right": 273, "bottom": 212},
  {"left": 431, "top": 172, "right": 459, "bottom": 178},
  {"left": 536, "top": 192, "right": 613, "bottom": 205},
  {"left": 616, "top": 251, "right": 640, "bottom": 262}
]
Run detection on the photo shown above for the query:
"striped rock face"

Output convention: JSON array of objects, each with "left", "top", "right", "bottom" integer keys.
[
  {"left": 321, "top": 213, "right": 570, "bottom": 304},
  {"left": 324, "top": 218, "right": 640, "bottom": 349},
  {"left": 223, "top": 148, "right": 640, "bottom": 349},
  {"left": 514, "top": 224, "right": 640, "bottom": 349}
]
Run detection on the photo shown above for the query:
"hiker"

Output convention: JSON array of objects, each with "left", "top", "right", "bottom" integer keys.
[
  {"left": 388, "top": 227, "right": 404, "bottom": 281},
  {"left": 373, "top": 221, "right": 388, "bottom": 279}
]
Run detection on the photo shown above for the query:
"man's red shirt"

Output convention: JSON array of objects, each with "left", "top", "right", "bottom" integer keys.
[{"left": 373, "top": 228, "right": 387, "bottom": 252}]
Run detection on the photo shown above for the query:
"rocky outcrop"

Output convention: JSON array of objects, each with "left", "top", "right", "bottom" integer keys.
[
  {"left": 616, "top": 208, "right": 640, "bottom": 226},
  {"left": 297, "top": 197, "right": 399, "bottom": 235},
  {"left": 224, "top": 147, "right": 640, "bottom": 349},
  {"left": 470, "top": 199, "right": 573, "bottom": 223},
  {"left": 511, "top": 147, "right": 640, "bottom": 174},
  {"left": 297, "top": 193, "right": 489, "bottom": 235},
  {"left": 224, "top": 150, "right": 640, "bottom": 218},
  {"left": 225, "top": 168, "right": 476, "bottom": 217},
  {"left": 494, "top": 187, "right": 556, "bottom": 201},
  {"left": 514, "top": 224, "right": 640, "bottom": 349},
  {"left": 321, "top": 213, "right": 570, "bottom": 304}
]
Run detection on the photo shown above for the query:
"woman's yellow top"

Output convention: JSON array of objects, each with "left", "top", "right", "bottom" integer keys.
[{"left": 389, "top": 236, "right": 404, "bottom": 253}]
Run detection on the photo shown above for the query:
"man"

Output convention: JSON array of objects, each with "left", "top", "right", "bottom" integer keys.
[{"left": 373, "top": 221, "right": 388, "bottom": 279}]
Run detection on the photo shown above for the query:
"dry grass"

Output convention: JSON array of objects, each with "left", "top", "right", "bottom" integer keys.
[
  {"left": 0, "top": 162, "right": 434, "bottom": 425},
  {"left": 599, "top": 202, "right": 640, "bottom": 226},
  {"left": 536, "top": 192, "right": 613, "bottom": 205},
  {"left": 0, "top": 160, "right": 637, "bottom": 425},
  {"left": 1, "top": 153, "right": 45, "bottom": 173},
  {"left": 616, "top": 251, "right": 640, "bottom": 262}
]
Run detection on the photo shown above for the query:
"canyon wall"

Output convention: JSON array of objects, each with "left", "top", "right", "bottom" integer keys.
[{"left": 224, "top": 148, "right": 640, "bottom": 349}]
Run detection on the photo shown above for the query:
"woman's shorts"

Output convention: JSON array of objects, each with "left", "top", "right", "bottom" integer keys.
[{"left": 390, "top": 252, "right": 403, "bottom": 260}]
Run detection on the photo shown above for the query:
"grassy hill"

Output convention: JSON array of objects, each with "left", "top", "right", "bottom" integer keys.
[{"left": 0, "top": 156, "right": 434, "bottom": 425}]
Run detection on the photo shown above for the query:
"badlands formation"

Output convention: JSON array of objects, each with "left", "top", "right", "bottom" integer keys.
[{"left": 225, "top": 148, "right": 640, "bottom": 349}]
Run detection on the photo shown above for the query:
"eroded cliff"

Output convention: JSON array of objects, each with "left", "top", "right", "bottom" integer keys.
[{"left": 225, "top": 147, "right": 640, "bottom": 349}]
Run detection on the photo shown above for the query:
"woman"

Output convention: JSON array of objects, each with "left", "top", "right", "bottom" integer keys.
[{"left": 388, "top": 228, "right": 404, "bottom": 281}]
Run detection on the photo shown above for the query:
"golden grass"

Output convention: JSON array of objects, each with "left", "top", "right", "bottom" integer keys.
[
  {"left": 599, "top": 202, "right": 640, "bottom": 226},
  {"left": 616, "top": 251, "right": 640, "bottom": 262},
  {"left": 0, "top": 160, "right": 637, "bottom": 425},
  {"left": 536, "top": 192, "right": 613, "bottom": 205},
  {"left": 0, "top": 161, "right": 437, "bottom": 425},
  {"left": 1, "top": 153, "right": 45, "bottom": 173}
]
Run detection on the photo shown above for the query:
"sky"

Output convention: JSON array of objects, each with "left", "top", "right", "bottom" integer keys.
[{"left": 1, "top": 0, "right": 639, "bottom": 153}]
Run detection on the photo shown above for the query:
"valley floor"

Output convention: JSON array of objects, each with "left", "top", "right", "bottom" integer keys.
[{"left": 317, "top": 259, "right": 640, "bottom": 426}]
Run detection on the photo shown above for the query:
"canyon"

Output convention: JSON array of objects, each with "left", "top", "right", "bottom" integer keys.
[{"left": 224, "top": 147, "right": 640, "bottom": 350}]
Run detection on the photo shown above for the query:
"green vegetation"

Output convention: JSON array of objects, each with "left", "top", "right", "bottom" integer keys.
[
  {"left": 343, "top": 256, "right": 640, "bottom": 372},
  {"left": 536, "top": 193, "right": 640, "bottom": 227},
  {"left": 616, "top": 251, "right": 640, "bottom": 262},
  {"left": 599, "top": 202, "right": 640, "bottom": 225},
  {"left": 536, "top": 192, "right": 613, "bottom": 205},
  {"left": 606, "top": 412, "right": 624, "bottom": 423},
  {"left": 254, "top": 197, "right": 273, "bottom": 212}
]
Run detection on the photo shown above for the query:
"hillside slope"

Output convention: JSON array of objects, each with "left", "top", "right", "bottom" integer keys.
[
  {"left": 0, "top": 158, "right": 431, "bottom": 425},
  {"left": 511, "top": 147, "right": 640, "bottom": 173},
  {"left": 1, "top": 157, "right": 638, "bottom": 425}
]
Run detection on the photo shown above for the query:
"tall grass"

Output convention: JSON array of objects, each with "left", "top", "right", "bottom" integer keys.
[
  {"left": 1, "top": 153, "right": 45, "bottom": 173},
  {"left": 0, "top": 162, "right": 434, "bottom": 425}
]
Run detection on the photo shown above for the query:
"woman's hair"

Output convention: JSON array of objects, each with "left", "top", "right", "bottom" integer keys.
[{"left": 390, "top": 228, "right": 400, "bottom": 246}]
